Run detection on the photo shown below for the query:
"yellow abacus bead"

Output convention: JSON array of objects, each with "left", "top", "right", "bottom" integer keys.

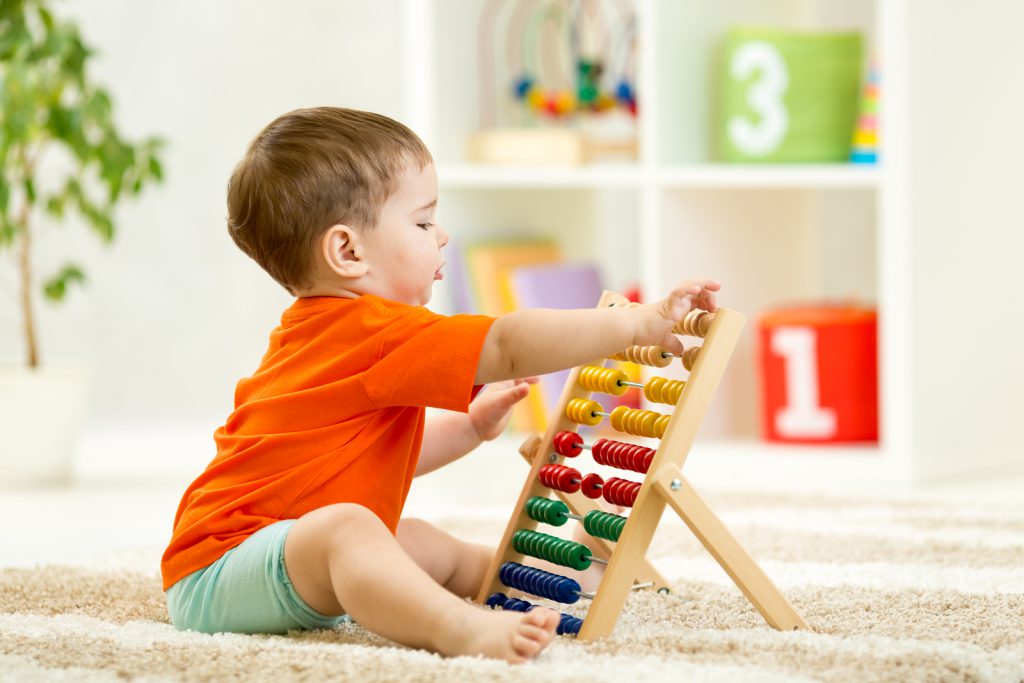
[
  {"left": 682, "top": 346, "right": 701, "bottom": 371},
  {"left": 610, "top": 345, "right": 672, "bottom": 368},
  {"left": 578, "top": 366, "right": 628, "bottom": 395},
  {"left": 638, "top": 410, "right": 657, "bottom": 435},
  {"left": 641, "top": 346, "right": 672, "bottom": 367},
  {"left": 609, "top": 405, "right": 629, "bottom": 432},
  {"left": 566, "top": 398, "right": 603, "bottom": 426},
  {"left": 609, "top": 406, "right": 667, "bottom": 439},
  {"left": 655, "top": 414, "right": 671, "bottom": 439},
  {"left": 644, "top": 376, "right": 686, "bottom": 405}
]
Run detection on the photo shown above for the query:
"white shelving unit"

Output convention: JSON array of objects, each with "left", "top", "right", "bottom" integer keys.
[{"left": 401, "top": 0, "right": 1024, "bottom": 486}]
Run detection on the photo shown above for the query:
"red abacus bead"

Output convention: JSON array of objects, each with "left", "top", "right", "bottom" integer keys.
[
  {"left": 553, "top": 431, "right": 584, "bottom": 457},
  {"left": 629, "top": 445, "right": 656, "bottom": 473},
  {"left": 603, "top": 477, "right": 641, "bottom": 507},
  {"left": 539, "top": 464, "right": 581, "bottom": 493},
  {"left": 580, "top": 473, "right": 604, "bottom": 499},
  {"left": 642, "top": 450, "right": 655, "bottom": 471}
]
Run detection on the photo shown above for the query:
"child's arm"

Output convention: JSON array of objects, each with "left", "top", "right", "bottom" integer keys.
[
  {"left": 474, "top": 278, "right": 720, "bottom": 385},
  {"left": 415, "top": 379, "right": 535, "bottom": 476}
]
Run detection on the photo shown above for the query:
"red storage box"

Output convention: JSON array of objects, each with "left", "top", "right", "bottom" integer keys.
[{"left": 758, "top": 304, "right": 878, "bottom": 443}]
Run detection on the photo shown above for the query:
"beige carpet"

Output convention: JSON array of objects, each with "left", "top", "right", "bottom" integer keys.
[{"left": 2, "top": 489, "right": 1023, "bottom": 682}]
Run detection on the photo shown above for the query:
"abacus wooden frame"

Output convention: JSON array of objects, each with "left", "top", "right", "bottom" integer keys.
[{"left": 475, "top": 290, "right": 809, "bottom": 640}]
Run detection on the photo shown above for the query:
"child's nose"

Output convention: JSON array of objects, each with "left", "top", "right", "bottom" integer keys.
[{"left": 436, "top": 225, "right": 450, "bottom": 248}]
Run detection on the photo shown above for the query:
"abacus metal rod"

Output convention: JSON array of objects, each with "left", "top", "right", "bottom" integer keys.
[{"left": 575, "top": 581, "right": 654, "bottom": 601}]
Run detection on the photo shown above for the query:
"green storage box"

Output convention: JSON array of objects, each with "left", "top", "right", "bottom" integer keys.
[{"left": 717, "top": 27, "right": 863, "bottom": 162}]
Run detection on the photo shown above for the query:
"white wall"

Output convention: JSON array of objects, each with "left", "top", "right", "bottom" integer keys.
[
  {"left": 0, "top": 1, "right": 403, "bottom": 431},
  {"left": 903, "top": 0, "right": 1024, "bottom": 479}
]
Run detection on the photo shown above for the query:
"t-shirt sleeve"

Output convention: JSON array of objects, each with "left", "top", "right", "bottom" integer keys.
[{"left": 362, "top": 306, "right": 496, "bottom": 412}]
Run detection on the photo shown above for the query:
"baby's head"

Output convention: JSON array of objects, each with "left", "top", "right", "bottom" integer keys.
[{"left": 227, "top": 107, "right": 448, "bottom": 305}]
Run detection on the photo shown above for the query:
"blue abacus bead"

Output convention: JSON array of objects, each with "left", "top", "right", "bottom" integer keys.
[
  {"left": 514, "top": 76, "right": 534, "bottom": 99},
  {"left": 558, "top": 614, "right": 583, "bottom": 636},
  {"left": 498, "top": 562, "right": 517, "bottom": 587},
  {"left": 505, "top": 597, "right": 533, "bottom": 612},
  {"left": 556, "top": 576, "right": 582, "bottom": 603},
  {"left": 499, "top": 562, "right": 582, "bottom": 604},
  {"left": 486, "top": 592, "right": 508, "bottom": 609}
]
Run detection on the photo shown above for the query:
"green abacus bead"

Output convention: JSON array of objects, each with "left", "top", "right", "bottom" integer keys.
[
  {"left": 525, "top": 496, "right": 569, "bottom": 527},
  {"left": 512, "top": 529, "right": 593, "bottom": 571},
  {"left": 584, "top": 510, "right": 627, "bottom": 542}
]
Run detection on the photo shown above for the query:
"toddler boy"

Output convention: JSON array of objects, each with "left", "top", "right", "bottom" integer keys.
[{"left": 161, "top": 107, "right": 719, "bottom": 663}]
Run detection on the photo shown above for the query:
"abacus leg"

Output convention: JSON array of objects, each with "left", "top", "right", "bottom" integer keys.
[
  {"left": 284, "top": 503, "right": 561, "bottom": 663},
  {"left": 651, "top": 465, "right": 809, "bottom": 631}
]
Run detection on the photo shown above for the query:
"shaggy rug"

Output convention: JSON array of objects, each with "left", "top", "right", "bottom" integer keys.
[{"left": 2, "top": 488, "right": 1023, "bottom": 682}]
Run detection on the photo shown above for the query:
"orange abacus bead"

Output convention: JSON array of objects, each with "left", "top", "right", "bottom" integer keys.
[
  {"left": 673, "top": 310, "right": 714, "bottom": 337},
  {"left": 609, "top": 405, "right": 669, "bottom": 439},
  {"left": 566, "top": 398, "right": 604, "bottom": 426},
  {"left": 610, "top": 345, "right": 673, "bottom": 367},
  {"left": 682, "top": 346, "right": 701, "bottom": 371},
  {"left": 643, "top": 376, "right": 686, "bottom": 405},
  {"left": 578, "top": 366, "right": 628, "bottom": 395}
]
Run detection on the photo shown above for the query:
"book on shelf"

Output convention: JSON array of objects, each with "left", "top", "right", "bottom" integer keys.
[
  {"left": 509, "top": 262, "right": 640, "bottom": 433},
  {"left": 463, "top": 239, "right": 563, "bottom": 432}
]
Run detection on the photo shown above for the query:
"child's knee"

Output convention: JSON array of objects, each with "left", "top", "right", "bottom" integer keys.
[{"left": 293, "top": 504, "right": 387, "bottom": 559}]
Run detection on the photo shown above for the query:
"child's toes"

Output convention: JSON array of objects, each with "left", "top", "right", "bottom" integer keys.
[
  {"left": 513, "top": 633, "right": 544, "bottom": 658},
  {"left": 526, "top": 607, "right": 561, "bottom": 636}
]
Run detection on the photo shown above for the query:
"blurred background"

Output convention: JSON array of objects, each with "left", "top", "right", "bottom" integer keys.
[{"left": 2, "top": 0, "right": 1023, "bottom": 565}]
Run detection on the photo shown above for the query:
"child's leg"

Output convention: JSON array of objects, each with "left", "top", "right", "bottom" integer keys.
[
  {"left": 283, "top": 503, "right": 559, "bottom": 663},
  {"left": 395, "top": 518, "right": 492, "bottom": 599},
  {"left": 396, "top": 516, "right": 606, "bottom": 599}
]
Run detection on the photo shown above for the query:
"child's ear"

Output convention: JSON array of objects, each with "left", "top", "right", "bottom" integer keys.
[{"left": 321, "top": 224, "right": 368, "bottom": 278}]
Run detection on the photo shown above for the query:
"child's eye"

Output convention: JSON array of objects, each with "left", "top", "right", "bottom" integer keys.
[{"left": 417, "top": 222, "right": 434, "bottom": 230}]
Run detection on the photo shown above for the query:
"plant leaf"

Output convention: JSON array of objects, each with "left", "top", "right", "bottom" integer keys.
[{"left": 42, "top": 264, "right": 87, "bottom": 302}]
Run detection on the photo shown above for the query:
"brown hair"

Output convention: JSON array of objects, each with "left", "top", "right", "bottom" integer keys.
[{"left": 226, "top": 107, "right": 432, "bottom": 294}]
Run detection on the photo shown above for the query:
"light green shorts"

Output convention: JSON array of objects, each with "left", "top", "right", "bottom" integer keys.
[{"left": 165, "top": 519, "right": 348, "bottom": 634}]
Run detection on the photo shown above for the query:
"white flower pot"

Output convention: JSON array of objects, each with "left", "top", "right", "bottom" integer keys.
[{"left": 0, "top": 364, "right": 92, "bottom": 487}]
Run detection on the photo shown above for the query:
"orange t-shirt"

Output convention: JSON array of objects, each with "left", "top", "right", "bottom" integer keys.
[{"left": 161, "top": 294, "right": 495, "bottom": 590}]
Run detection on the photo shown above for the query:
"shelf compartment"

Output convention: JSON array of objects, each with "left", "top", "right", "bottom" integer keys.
[
  {"left": 657, "top": 164, "right": 879, "bottom": 189},
  {"left": 438, "top": 163, "right": 645, "bottom": 188}
]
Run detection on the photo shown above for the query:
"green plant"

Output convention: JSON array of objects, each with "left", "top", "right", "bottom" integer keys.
[{"left": 1, "top": 0, "right": 164, "bottom": 368}]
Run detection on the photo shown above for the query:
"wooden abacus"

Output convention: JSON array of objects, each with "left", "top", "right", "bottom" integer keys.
[{"left": 475, "top": 291, "right": 809, "bottom": 640}]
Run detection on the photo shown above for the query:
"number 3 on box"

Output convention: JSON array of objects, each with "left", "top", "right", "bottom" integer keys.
[{"left": 728, "top": 41, "right": 790, "bottom": 157}]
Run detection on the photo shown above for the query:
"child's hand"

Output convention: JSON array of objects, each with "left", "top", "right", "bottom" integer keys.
[
  {"left": 633, "top": 278, "right": 721, "bottom": 354},
  {"left": 469, "top": 377, "right": 538, "bottom": 441}
]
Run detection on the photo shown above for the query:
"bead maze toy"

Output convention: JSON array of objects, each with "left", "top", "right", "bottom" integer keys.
[
  {"left": 471, "top": 0, "right": 638, "bottom": 164},
  {"left": 476, "top": 291, "right": 809, "bottom": 640}
]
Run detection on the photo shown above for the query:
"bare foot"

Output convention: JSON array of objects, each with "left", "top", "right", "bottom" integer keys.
[{"left": 443, "top": 605, "right": 560, "bottom": 663}]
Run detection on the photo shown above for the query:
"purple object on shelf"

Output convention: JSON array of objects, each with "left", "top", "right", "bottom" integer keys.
[
  {"left": 510, "top": 263, "right": 605, "bottom": 414},
  {"left": 443, "top": 238, "right": 476, "bottom": 314}
]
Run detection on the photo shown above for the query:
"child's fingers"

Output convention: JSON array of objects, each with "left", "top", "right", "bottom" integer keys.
[
  {"left": 496, "top": 381, "right": 530, "bottom": 406},
  {"left": 695, "top": 290, "right": 718, "bottom": 312},
  {"left": 516, "top": 376, "right": 540, "bottom": 385},
  {"left": 661, "top": 333, "right": 685, "bottom": 356},
  {"left": 672, "top": 277, "right": 718, "bottom": 296}
]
